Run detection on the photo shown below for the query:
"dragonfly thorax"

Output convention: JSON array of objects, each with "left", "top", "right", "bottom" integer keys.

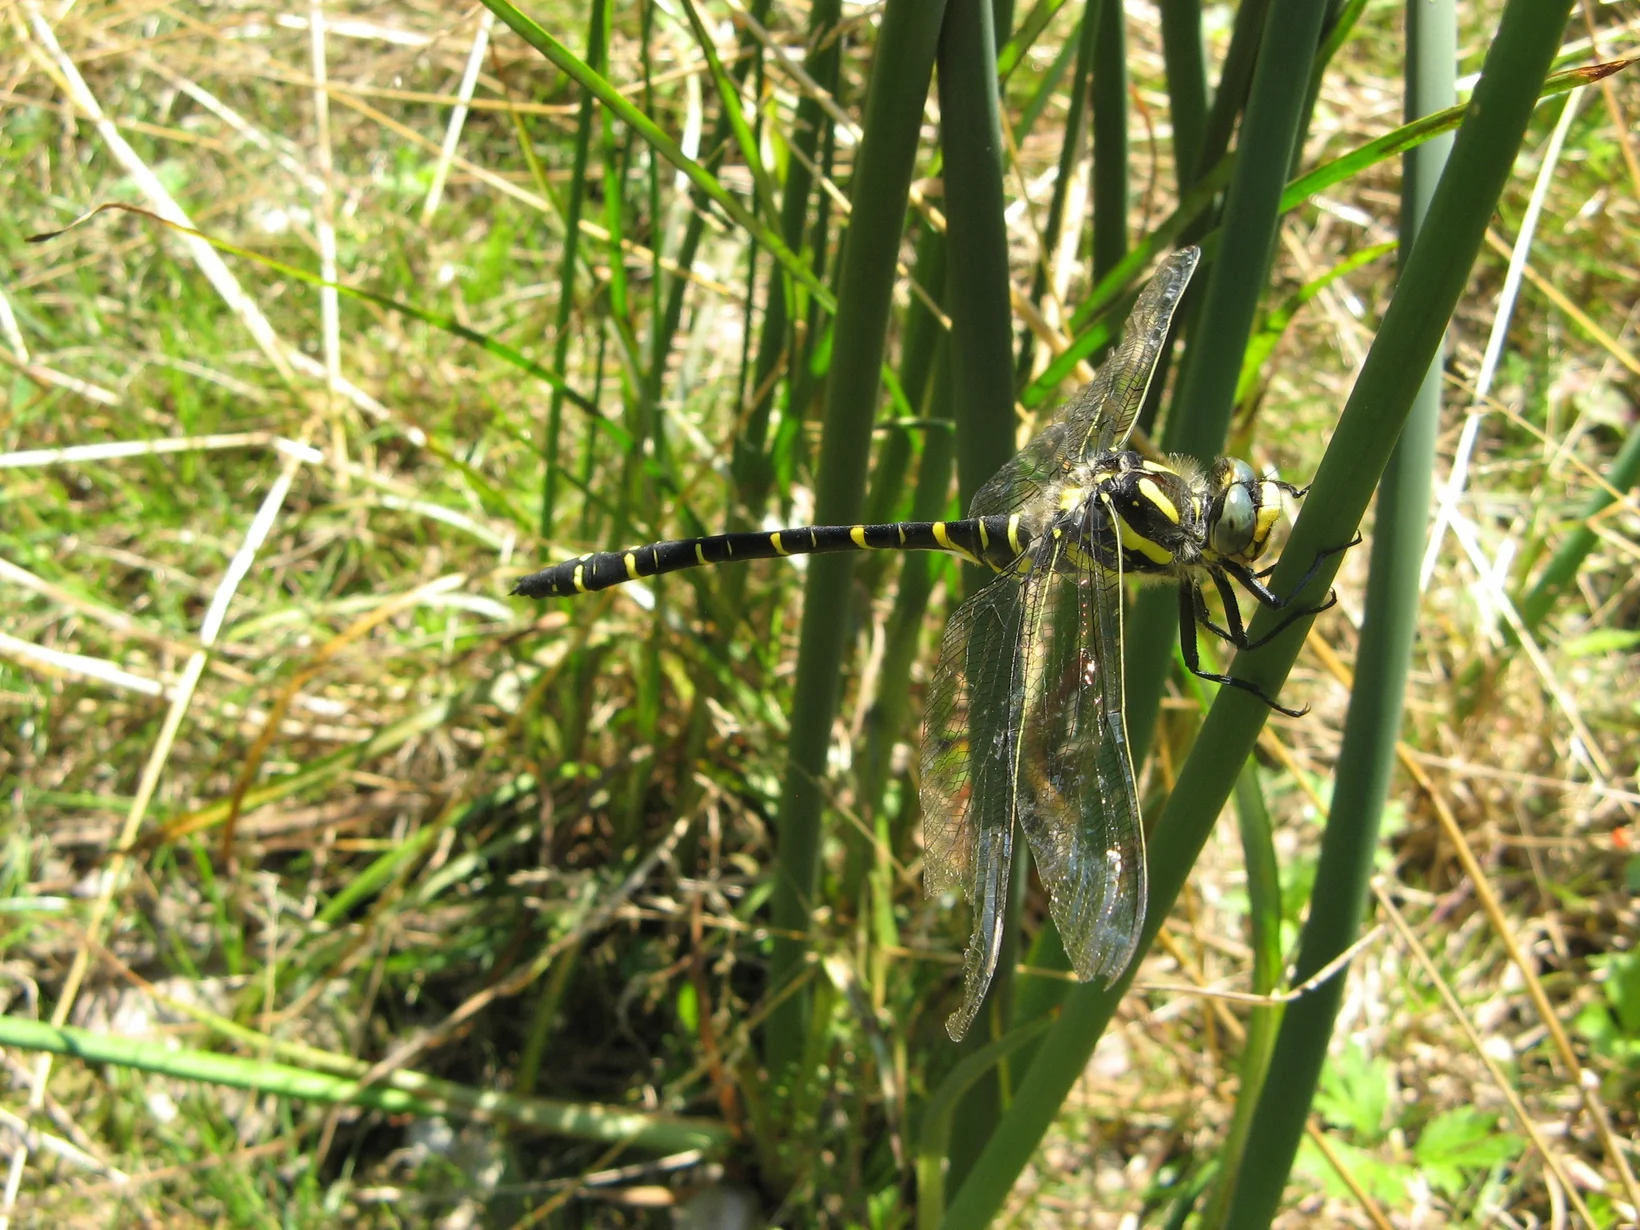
[{"left": 1037, "top": 450, "right": 1294, "bottom": 584}]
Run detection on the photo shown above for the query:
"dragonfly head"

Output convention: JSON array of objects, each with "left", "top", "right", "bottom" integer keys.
[{"left": 1207, "top": 457, "right": 1291, "bottom": 566}]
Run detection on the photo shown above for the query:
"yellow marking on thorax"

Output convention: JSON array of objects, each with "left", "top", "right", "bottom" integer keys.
[
  {"left": 624, "top": 552, "right": 640, "bottom": 579},
  {"left": 1117, "top": 515, "right": 1175, "bottom": 565},
  {"left": 771, "top": 532, "right": 789, "bottom": 556},
  {"left": 1136, "top": 477, "right": 1180, "bottom": 525},
  {"left": 1057, "top": 484, "right": 1088, "bottom": 513},
  {"left": 1141, "top": 458, "right": 1179, "bottom": 475},
  {"left": 1253, "top": 503, "right": 1282, "bottom": 547},
  {"left": 1007, "top": 514, "right": 1023, "bottom": 556},
  {"left": 850, "top": 525, "right": 868, "bottom": 548}
]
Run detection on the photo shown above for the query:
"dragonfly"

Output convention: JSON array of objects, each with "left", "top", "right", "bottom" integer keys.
[{"left": 513, "top": 246, "right": 1337, "bottom": 1040}]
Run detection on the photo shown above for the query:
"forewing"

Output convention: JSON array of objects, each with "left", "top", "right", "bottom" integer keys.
[
  {"left": 1012, "top": 502, "right": 1147, "bottom": 987},
  {"left": 970, "top": 248, "right": 1200, "bottom": 523},
  {"left": 921, "top": 571, "right": 1027, "bottom": 1041},
  {"left": 1084, "top": 245, "right": 1199, "bottom": 455}
]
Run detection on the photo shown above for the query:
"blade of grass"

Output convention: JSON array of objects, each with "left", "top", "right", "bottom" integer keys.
[
  {"left": 916, "top": 1016, "right": 1054, "bottom": 1230},
  {"left": 0, "top": 1017, "right": 730, "bottom": 1154},
  {"left": 676, "top": 0, "right": 780, "bottom": 228},
  {"left": 735, "top": 0, "right": 844, "bottom": 523},
  {"left": 1515, "top": 424, "right": 1640, "bottom": 634},
  {"left": 537, "top": 1, "right": 603, "bottom": 535},
  {"left": 1193, "top": 0, "right": 1271, "bottom": 190}
]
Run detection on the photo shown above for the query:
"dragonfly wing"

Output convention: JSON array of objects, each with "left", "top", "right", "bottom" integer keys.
[
  {"left": 1013, "top": 504, "right": 1147, "bottom": 987},
  {"left": 1084, "top": 245, "right": 1199, "bottom": 456},
  {"left": 921, "top": 571, "right": 1029, "bottom": 1041},
  {"left": 968, "top": 247, "right": 1200, "bottom": 523}
]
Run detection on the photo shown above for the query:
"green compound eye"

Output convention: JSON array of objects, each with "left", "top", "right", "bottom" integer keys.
[{"left": 1212, "top": 479, "right": 1256, "bottom": 557}]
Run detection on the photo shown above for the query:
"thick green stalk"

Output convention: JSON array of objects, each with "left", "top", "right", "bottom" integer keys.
[
  {"left": 1122, "top": 0, "right": 1329, "bottom": 800},
  {"left": 1221, "top": 0, "right": 1452, "bottom": 1216},
  {"left": 935, "top": 0, "right": 1021, "bottom": 1180},
  {"left": 764, "top": 0, "right": 948, "bottom": 1082},
  {"left": 721, "top": 0, "right": 841, "bottom": 636},
  {"left": 944, "top": 0, "right": 1574, "bottom": 1220},
  {"left": 856, "top": 230, "right": 950, "bottom": 812},
  {"left": 1089, "top": 0, "right": 1128, "bottom": 276},
  {"left": 1193, "top": 0, "right": 1271, "bottom": 189},
  {"left": 1200, "top": 762, "right": 1286, "bottom": 1227},
  {"left": 857, "top": 348, "right": 954, "bottom": 889},
  {"left": 857, "top": 224, "right": 946, "bottom": 607},
  {"left": 1159, "top": 0, "right": 1207, "bottom": 190},
  {"left": 938, "top": 0, "right": 1017, "bottom": 529}
]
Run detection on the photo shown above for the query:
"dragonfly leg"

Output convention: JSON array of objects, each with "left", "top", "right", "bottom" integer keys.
[
  {"left": 1191, "top": 580, "right": 1238, "bottom": 646},
  {"left": 1250, "top": 533, "right": 1361, "bottom": 585},
  {"left": 1176, "top": 583, "right": 1308, "bottom": 718},
  {"left": 1216, "top": 569, "right": 1339, "bottom": 651}
]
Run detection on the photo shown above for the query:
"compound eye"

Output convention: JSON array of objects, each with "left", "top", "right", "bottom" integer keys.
[
  {"left": 1224, "top": 457, "right": 1257, "bottom": 489},
  {"left": 1211, "top": 483, "right": 1255, "bottom": 557}
]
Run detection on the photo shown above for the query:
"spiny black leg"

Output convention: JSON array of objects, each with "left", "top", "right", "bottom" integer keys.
[
  {"left": 1221, "top": 567, "right": 1340, "bottom": 650},
  {"left": 1192, "top": 582, "right": 1238, "bottom": 646},
  {"left": 1252, "top": 532, "right": 1362, "bottom": 586},
  {"left": 1176, "top": 583, "right": 1309, "bottom": 717}
]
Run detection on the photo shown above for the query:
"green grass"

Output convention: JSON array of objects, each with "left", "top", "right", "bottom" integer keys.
[{"left": 2, "top": 0, "right": 1639, "bottom": 1225}]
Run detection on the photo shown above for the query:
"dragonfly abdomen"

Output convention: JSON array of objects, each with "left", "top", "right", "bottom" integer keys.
[{"left": 511, "top": 515, "right": 1028, "bottom": 597}]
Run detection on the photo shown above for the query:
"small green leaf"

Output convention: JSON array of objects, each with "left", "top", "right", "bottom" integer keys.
[
  {"left": 675, "top": 980, "right": 699, "bottom": 1033},
  {"left": 1413, "top": 1108, "right": 1522, "bottom": 1197},
  {"left": 1562, "top": 628, "right": 1640, "bottom": 657},
  {"left": 1297, "top": 1135, "right": 1411, "bottom": 1205},
  {"left": 1315, "top": 1042, "right": 1393, "bottom": 1142},
  {"left": 1592, "top": 950, "right": 1640, "bottom": 1036}
]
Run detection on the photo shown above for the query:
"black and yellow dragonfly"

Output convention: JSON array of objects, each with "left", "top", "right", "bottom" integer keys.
[{"left": 514, "top": 246, "right": 1333, "bottom": 1039}]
